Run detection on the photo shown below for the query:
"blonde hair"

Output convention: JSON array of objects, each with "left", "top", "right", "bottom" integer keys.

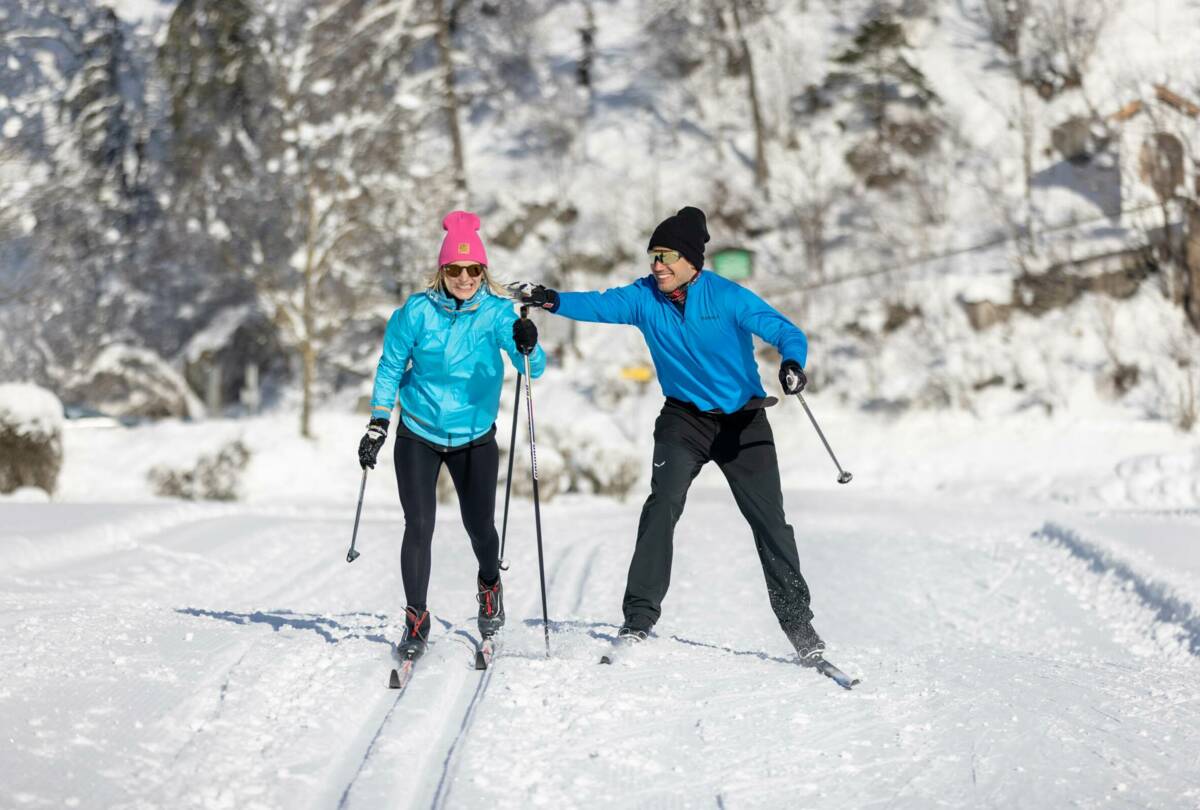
[{"left": 427, "top": 264, "right": 509, "bottom": 298}]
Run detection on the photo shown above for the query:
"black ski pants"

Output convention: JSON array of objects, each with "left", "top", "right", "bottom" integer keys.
[
  {"left": 394, "top": 432, "right": 501, "bottom": 611},
  {"left": 623, "top": 398, "right": 814, "bottom": 634}
]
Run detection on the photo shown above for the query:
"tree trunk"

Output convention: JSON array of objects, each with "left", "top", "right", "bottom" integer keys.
[
  {"left": 435, "top": 0, "right": 468, "bottom": 202},
  {"left": 1017, "top": 80, "right": 1036, "bottom": 254},
  {"left": 578, "top": 1, "right": 596, "bottom": 92},
  {"left": 1185, "top": 201, "right": 1200, "bottom": 332},
  {"left": 300, "top": 192, "right": 317, "bottom": 439},
  {"left": 300, "top": 339, "right": 315, "bottom": 439},
  {"left": 729, "top": 1, "right": 769, "bottom": 192},
  {"left": 1162, "top": 199, "right": 1179, "bottom": 304},
  {"left": 1010, "top": 27, "right": 1037, "bottom": 258},
  {"left": 299, "top": 279, "right": 315, "bottom": 438}
]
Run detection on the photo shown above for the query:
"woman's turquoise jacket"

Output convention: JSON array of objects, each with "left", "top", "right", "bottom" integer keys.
[{"left": 370, "top": 285, "right": 547, "bottom": 448}]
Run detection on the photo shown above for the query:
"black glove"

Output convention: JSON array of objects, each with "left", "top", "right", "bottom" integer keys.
[
  {"left": 513, "top": 282, "right": 559, "bottom": 311},
  {"left": 513, "top": 317, "right": 538, "bottom": 355},
  {"left": 779, "top": 360, "right": 807, "bottom": 394},
  {"left": 358, "top": 418, "right": 389, "bottom": 469}
]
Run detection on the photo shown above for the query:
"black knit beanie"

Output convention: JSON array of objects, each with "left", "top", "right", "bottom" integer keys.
[{"left": 647, "top": 206, "right": 709, "bottom": 271}]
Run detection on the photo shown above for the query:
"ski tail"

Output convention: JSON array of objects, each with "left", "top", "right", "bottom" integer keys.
[
  {"left": 474, "top": 636, "right": 496, "bottom": 670},
  {"left": 388, "top": 658, "right": 416, "bottom": 690},
  {"left": 388, "top": 641, "right": 424, "bottom": 690}
]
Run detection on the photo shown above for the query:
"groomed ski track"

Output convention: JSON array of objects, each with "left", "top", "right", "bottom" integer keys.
[{"left": 3, "top": 485, "right": 1200, "bottom": 809}]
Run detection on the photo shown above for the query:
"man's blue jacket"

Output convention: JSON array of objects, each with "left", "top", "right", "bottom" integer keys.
[
  {"left": 370, "top": 285, "right": 546, "bottom": 448},
  {"left": 554, "top": 271, "right": 807, "bottom": 414}
]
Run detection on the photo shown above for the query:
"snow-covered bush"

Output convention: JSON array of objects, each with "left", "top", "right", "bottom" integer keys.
[
  {"left": 561, "top": 432, "right": 641, "bottom": 500},
  {"left": 0, "top": 383, "right": 64, "bottom": 495},
  {"left": 427, "top": 443, "right": 565, "bottom": 504},
  {"left": 148, "top": 440, "right": 251, "bottom": 501},
  {"left": 68, "top": 345, "right": 204, "bottom": 420},
  {"left": 502, "top": 443, "right": 566, "bottom": 503},
  {"left": 1142, "top": 327, "right": 1200, "bottom": 432},
  {"left": 494, "top": 424, "right": 640, "bottom": 503},
  {"left": 537, "top": 411, "right": 643, "bottom": 500},
  {"left": 436, "top": 467, "right": 455, "bottom": 504}
]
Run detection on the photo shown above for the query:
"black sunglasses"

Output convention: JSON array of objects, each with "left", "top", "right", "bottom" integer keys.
[{"left": 443, "top": 264, "right": 485, "bottom": 278}]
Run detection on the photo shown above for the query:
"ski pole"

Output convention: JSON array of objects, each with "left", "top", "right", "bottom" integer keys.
[
  {"left": 346, "top": 468, "right": 368, "bottom": 562},
  {"left": 497, "top": 374, "right": 522, "bottom": 572},
  {"left": 519, "top": 307, "right": 552, "bottom": 656},
  {"left": 794, "top": 391, "right": 853, "bottom": 484}
]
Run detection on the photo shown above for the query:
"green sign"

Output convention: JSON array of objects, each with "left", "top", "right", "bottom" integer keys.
[{"left": 711, "top": 248, "right": 753, "bottom": 281}]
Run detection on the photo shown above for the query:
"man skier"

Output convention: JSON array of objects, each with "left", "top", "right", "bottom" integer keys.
[{"left": 516, "top": 206, "right": 827, "bottom": 664}]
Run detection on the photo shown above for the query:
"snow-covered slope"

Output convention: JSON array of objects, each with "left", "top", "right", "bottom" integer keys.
[
  {"left": 3, "top": 481, "right": 1199, "bottom": 808},
  {"left": 4, "top": 403, "right": 1200, "bottom": 808},
  {"left": 4, "top": 0, "right": 1200, "bottom": 803}
]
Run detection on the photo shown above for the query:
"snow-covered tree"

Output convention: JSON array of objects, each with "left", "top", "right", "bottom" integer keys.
[
  {"left": 0, "top": 0, "right": 162, "bottom": 389},
  {"left": 1023, "top": 0, "right": 1120, "bottom": 99},
  {"left": 157, "top": 0, "right": 454, "bottom": 436},
  {"left": 259, "top": 0, "right": 452, "bottom": 437},
  {"left": 828, "top": 12, "right": 941, "bottom": 190}
]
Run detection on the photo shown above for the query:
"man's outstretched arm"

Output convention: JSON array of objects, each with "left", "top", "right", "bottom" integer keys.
[{"left": 512, "top": 281, "right": 642, "bottom": 325}]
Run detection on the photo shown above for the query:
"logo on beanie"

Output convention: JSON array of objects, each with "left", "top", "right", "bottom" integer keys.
[{"left": 458, "top": 242, "right": 470, "bottom": 254}]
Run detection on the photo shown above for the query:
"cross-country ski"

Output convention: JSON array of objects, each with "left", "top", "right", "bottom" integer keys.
[
  {"left": 474, "top": 637, "right": 496, "bottom": 671},
  {"left": 387, "top": 652, "right": 418, "bottom": 691},
  {"left": 809, "top": 657, "right": 860, "bottom": 690}
]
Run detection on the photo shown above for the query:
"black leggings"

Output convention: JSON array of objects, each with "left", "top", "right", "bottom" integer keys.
[{"left": 394, "top": 432, "right": 501, "bottom": 610}]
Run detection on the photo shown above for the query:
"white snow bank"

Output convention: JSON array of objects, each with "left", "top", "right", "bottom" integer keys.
[
  {"left": 0, "top": 486, "right": 51, "bottom": 503},
  {"left": 1088, "top": 446, "right": 1200, "bottom": 509},
  {"left": 1036, "top": 521, "right": 1200, "bottom": 658}
]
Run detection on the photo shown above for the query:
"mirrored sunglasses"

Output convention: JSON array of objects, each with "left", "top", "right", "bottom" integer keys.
[
  {"left": 648, "top": 250, "right": 682, "bottom": 266},
  {"left": 443, "top": 263, "right": 485, "bottom": 278}
]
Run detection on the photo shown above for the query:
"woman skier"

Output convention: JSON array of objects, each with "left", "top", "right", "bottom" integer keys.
[{"left": 358, "top": 210, "right": 545, "bottom": 661}]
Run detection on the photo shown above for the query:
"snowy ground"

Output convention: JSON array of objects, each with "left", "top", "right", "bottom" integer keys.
[{"left": 3, "top": 399, "right": 1200, "bottom": 809}]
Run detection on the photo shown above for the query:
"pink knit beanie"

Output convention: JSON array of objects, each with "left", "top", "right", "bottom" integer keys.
[{"left": 438, "top": 210, "right": 488, "bottom": 267}]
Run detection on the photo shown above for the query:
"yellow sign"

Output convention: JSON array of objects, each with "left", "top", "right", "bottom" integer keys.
[{"left": 620, "top": 364, "right": 654, "bottom": 383}]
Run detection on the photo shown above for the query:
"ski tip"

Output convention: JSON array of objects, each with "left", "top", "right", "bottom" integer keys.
[
  {"left": 825, "top": 668, "right": 861, "bottom": 690},
  {"left": 804, "top": 657, "right": 862, "bottom": 690},
  {"left": 388, "top": 668, "right": 401, "bottom": 689}
]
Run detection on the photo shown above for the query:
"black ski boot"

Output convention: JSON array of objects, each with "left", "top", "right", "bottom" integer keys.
[
  {"left": 599, "top": 622, "right": 650, "bottom": 664},
  {"left": 784, "top": 621, "right": 826, "bottom": 665},
  {"left": 619, "top": 624, "right": 648, "bottom": 643},
  {"left": 397, "top": 606, "right": 430, "bottom": 661},
  {"left": 476, "top": 576, "right": 505, "bottom": 639}
]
